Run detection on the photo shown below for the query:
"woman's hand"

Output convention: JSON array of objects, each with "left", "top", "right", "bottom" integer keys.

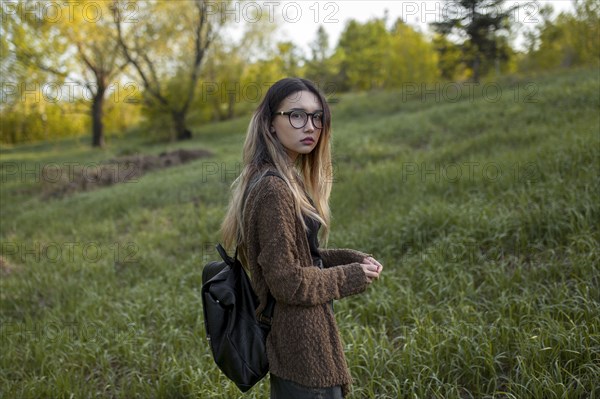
[{"left": 360, "top": 257, "right": 383, "bottom": 283}]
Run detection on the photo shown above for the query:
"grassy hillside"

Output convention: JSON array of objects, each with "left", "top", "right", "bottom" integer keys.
[{"left": 1, "top": 66, "right": 599, "bottom": 398}]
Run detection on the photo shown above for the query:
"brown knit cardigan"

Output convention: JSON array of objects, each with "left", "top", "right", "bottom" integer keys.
[{"left": 242, "top": 167, "right": 373, "bottom": 396}]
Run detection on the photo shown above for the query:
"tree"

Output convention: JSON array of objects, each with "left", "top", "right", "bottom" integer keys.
[
  {"left": 1, "top": 3, "right": 53, "bottom": 143},
  {"left": 431, "top": 0, "right": 520, "bottom": 82},
  {"left": 67, "top": 1, "right": 130, "bottom": 147},
  {"left": 3, "top": 0, "right": 129, "bottom": 148},
  {"left": 432, "top": 33, "right": 467, "bottom": 80},
  {"left": 304, "top": 26, "right": 336, "bottom": 86},
  {"left": 335, "top": 18, "right": 391, "bottom": 91},
  {"left": 113, "top": 0, "right": 220, "bottom": 141},
  {"left": 310, "top": 25, "right": 330, "bottom": 64},
  {"left": 330, "top": 17, "right": 439, "bottom": 91},
  {"left": 386, "top": 19, "right": 440, "bottom": 87},
  {"left": 274, "top": 41, "right": 303, "bottom": 78},
  {"left": 570, "top": 0, "right": 600, "bottom": 66},
  {"left": 197, "top": 10, "right": 278, "bottom": 122},
  {"left": 201, "top": 41, "right": 246, "bottom": 122}
]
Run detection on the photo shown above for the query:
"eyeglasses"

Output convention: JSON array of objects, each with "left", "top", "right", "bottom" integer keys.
[{"left": 273, "top": 110, "right": 324, "bottom": 129}]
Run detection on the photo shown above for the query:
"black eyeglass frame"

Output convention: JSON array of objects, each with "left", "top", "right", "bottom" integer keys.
[{"left": 272, "top": 110, "right": 324, "bottom": 129}]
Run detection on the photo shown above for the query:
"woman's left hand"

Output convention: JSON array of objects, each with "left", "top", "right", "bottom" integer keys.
[{"left": 363, "top": 256, "right": 383, "bottom": 273}]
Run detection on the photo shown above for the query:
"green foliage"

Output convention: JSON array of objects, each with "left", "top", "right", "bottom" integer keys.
[
  {"left": 116, "top": 0, "right": 223, "bottom": 141},
  {"left": 0, "top": 92, "right": 142, "bottom": 146},
  {"left": 336, "top": 18, "right": 391, "bottom": 91},
  {"left": 2, "top": 0, "right": 598, "bottom": 150},
  {"left": 1, "top": 67, "right": 598, "bottom": 398},
  {"left": 521, "top": 0, "right": 600, "bottom": 71},
  {"left": 1, "top": 0, "right": 139, "bottom": 146},
  {"left": 386, "top": 20, "right": 440, "bottom": 87},
  {"left": 0, "top": 100, "right": 89, "bottom": 144},
  {"left": 432, "top": 33, "right": 467, "bottom": 80},
  {"left": 335, "top": 17, "right": 439, "bottom": 92}
]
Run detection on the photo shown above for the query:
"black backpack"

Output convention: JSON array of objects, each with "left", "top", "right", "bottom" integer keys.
[{"left": 201, "top": 171, "right": 279, "bottom": 392}]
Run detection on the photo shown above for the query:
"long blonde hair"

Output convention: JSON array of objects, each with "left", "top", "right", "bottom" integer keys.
[{"left": 220, "top": 78, "right": 334, "bottom": 263}]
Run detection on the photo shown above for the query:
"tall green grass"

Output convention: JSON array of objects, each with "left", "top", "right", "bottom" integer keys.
[{"left": 1, "top": 66, "right": 599, "bottom": 398}]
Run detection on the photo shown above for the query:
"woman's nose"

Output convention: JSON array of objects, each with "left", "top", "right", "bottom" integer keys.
[{"left": 304, "top": 117, "right": 315, "bottom": 132}]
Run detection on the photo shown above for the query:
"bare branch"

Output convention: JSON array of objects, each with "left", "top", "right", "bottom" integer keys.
[
  {"left": 17, "top": 49, "right": 69, "bottom": 79},
  {"left": 181, "top": 0, "right": 219, "bottom": 115},
  {"left": 113, "top": 1, "right": 169, "bottom": 109}
]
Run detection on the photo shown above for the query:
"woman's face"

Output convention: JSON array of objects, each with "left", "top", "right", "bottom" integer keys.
[{"left": 270, "top": 90, "right": 323, "bottom": 162}]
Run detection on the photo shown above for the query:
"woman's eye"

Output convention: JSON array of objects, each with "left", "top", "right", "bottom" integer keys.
[{"left": 291, "top": 112, "right": 303, "bottom": 120}]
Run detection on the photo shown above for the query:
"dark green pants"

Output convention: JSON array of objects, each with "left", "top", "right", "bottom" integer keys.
[{"left": 270, "top": 374, "right": 344, "bottom": 399}]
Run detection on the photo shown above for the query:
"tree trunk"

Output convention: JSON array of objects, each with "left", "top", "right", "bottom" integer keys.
[
  {"left": 472, "top": 54, "right": 481, "bottom": 83},
  {"left": 92, "top": 87, "right": 105, "bottom": 148},
  {"left": 227, "top": 92, "right": 235, "bottom": 120},
  {"left": 172, "top": 110, "right": 192, "bottom": 141}
]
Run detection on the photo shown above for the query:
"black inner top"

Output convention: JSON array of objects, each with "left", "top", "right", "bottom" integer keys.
[{"left": 304, "top": 196, "right": 323, "bottom": 268}]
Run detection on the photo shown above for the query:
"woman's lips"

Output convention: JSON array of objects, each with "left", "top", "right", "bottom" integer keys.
[{"left": 301, "top": 138, "right": 314, "bottom": 144}]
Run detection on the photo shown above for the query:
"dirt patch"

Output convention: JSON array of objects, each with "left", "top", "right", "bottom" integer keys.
[{"left": 41, "top": 148, "right": 213, "bottom": 198}]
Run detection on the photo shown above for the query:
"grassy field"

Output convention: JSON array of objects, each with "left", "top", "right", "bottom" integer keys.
[{"left": 1, "top": 66, "right": 599, "bottom": 398}]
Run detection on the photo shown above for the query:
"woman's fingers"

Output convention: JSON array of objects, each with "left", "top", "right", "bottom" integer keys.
[
  {"left": 361, "top": 263, "right": 381, "bottom": 282},
  {"left": 371, "top": 257, "right": 383, "bottom": 269},
  {"left": 363, "top": 257, "right": 383, "bottom": 272}
]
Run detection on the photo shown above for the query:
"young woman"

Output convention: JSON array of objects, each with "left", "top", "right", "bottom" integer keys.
[{"left": 220, "top": 77, "right": 383, "bottom": 398}]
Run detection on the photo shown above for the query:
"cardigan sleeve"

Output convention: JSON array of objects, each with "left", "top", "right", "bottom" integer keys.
[
  {"left": 318, "top": 248, "right": 373, "bottom": 269},
  {"left": 253, "top": 177, "right": 369, "bottom": 306}
]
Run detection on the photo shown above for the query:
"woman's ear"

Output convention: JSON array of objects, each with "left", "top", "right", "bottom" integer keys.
[{"left": 269, "top": 125, "right": 276, "bottom": 135}]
